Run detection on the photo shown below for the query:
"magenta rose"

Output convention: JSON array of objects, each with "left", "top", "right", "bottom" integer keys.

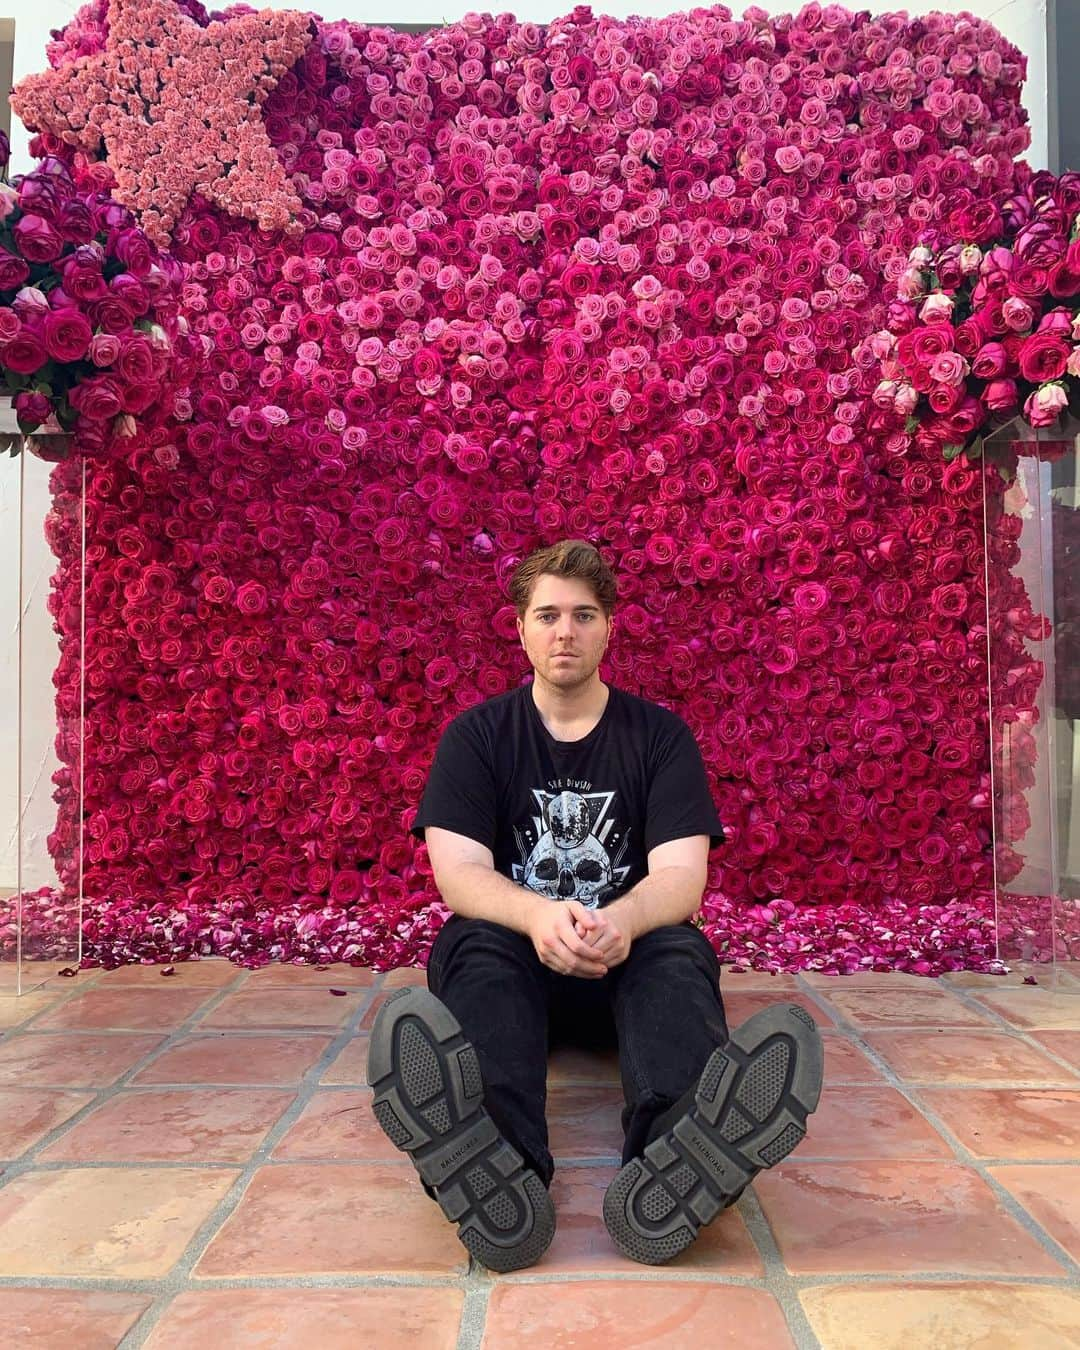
[
  {"left": 0, "top": 330, "right": 47, "bottom": 374},
  {"left": 948, "top": 200, "right": 1001, "bottom": 244},
  {"left": 119, "top": 381, "right": 160, "bottom": 414},
  {"left": 116, "top": 335, "right": 156, "bottom": 384},
  {"left": 1018, "top": 332, "right": 1070, "bottom": 383},
  {"left": 1048, "top": 242, "right": 1080, "bottom": 298},
  {"left": 42, "top": 308, "right": 92, "bottom": 362},
  {"left": 67, "top": 374, "right": 123, "bottom": 420},
  {"left": 984, "top": 378, "right": 1019, "bottom": 412},
  {"left": 971, "top": 342, "right": 1008, "bottom": 379},
  {"left": 235, "top": 581, "right": 269, "bottom": 615}
]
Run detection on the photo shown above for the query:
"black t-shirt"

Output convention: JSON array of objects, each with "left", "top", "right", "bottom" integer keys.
[{"left": 412, "top": 683, "right": 724, "bottom": 909}]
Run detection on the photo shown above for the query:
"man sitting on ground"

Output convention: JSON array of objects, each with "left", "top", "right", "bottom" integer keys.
[{"left": 369, "top": 539, "right": 823, "bottom": 1271}]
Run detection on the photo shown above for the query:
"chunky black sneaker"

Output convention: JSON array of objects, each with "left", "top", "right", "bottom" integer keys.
[
  {"left": 603, "top": 1003, "right": 824, "bottom": 1265},
  {"left": 367, "top": 986, "right": 556, "bottom": 1273}
]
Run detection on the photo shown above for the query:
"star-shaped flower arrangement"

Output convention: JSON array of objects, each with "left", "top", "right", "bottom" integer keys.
[{"left": 12, "top": 0, "right": 312, "bottom": 247}]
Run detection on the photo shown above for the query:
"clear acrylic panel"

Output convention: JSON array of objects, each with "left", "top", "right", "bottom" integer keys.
[
  {"left": 0, "top": 413, "right": 84, "bottom": 995},
  {"left": 983, "top": 413, "right": 1080, "bottom": 987}
]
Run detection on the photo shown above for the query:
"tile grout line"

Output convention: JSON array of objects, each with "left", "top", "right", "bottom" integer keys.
[
  {"left": 790, "top": 976, "right": 1080, "bottom": 1284},
  {"left": 0, "top": 968, "right": 260, "bottom": 1189},
  {"left": 732, "top": 1187, "right": 823, "bottom": 1350},
  {"left": 3, "top": 965, "right": 1079, "bottom": 1340},
  {"left": 112, "top": 974, "right": 440, "bottom": 1349},
  {"left": 455, "top": 1280, "right": 493, "bottom": 1350}
]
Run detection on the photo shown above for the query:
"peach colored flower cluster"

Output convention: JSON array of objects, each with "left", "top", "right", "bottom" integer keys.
[{"left": 11, "top": 0, "right": 312, "bottom": 247}]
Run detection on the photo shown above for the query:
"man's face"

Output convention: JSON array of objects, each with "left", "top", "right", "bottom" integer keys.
[{"left": 516, "top": 574, "right": 611, "bottom": 691}]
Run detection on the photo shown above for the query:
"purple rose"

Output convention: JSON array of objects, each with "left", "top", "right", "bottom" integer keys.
[
  {"left": 0, "top": 248, "right": 30, "bottom": 289},
  {"left": 113, "top": 229, "right": 155, "bottom": 278},
  {"left": 12, "top": 213, "right": 65, "bottom": 263},
  {"left": 60, "top": 245, "right": 109, "bottom": 302},
  {"left": 56, "top": 199, "right": 95, "bottom": 244},
  {"left": 13, "top": 390, "right": 53, "bottom": 429}
]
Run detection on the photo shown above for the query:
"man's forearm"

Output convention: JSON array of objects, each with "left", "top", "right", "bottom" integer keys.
[
  {"left": 605, "top": 866, "right": 704, "bottom": 941},
  {"left": 434, "top": 860, "right": 547, "bottom": 937}
]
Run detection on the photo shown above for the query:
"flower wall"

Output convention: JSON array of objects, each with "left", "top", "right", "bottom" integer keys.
[{"left": 9, "top": 2, "right": 1036, "bottom": 972}]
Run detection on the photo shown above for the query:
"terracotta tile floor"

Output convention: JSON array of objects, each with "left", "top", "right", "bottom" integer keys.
[{"left": 1, "top": 961, "right": 1079, "bottom": 1349}]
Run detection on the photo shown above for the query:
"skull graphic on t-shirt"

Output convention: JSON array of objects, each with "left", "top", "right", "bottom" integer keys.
[{"left": 514, "top": 788, "right": 629, "bottom": 907}]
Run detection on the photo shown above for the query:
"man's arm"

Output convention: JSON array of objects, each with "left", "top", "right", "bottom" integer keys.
[
  {"left": 581, "top": 835, "right": 710, "bottom": 967},
  {"left": 424, "top": 826, "right": 609, "bottom": 978}
]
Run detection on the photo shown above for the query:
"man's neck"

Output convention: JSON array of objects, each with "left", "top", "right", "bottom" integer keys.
[{"left": 530, "top": 677, "right": 610, "bottom": 741}]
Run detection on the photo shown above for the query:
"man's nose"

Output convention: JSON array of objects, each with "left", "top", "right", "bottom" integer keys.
[{"left": 555, "top": 614, "right": 574, "bottom": 638}]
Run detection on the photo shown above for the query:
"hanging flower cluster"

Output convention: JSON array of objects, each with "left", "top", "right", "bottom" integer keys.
[
  {"left": 11, "top": 0, "right": 313, "bottom": 248},
  {"left": 873, "top": 171, "right": 1080, "bottom": 964},
  {"left": 2, "top": 3, "right": 1034, "bottom": 974},
  {"left": 874, "top": 172, "right": 1080, "bottom": 457},
  {"left": 0, "top": 142, "right": 187, "bottom": 451}
]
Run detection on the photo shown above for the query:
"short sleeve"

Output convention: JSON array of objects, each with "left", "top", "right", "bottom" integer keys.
[
  {"left": 411, "top": 714, "right": 498, "bottom": 851},
  {"left": 644, "top": 716, "right": 724, "bottom": 854}
]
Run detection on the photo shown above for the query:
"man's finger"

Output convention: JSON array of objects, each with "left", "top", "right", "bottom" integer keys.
[
  {"left": 558, "top": 918, "right": 606, "bottom": 962},
  {"left": 552, "top": 934, "right": 606, "bottom": 977}
]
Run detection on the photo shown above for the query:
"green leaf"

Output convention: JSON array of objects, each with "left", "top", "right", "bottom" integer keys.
[
  {"left": 54, "top": 396, "right": 78, "bottom": 432},
  {"left": 942, "top": 442, "right": 964, "bottom": 461},
  {"left": 966, "top": 435, "right": 984, "bottom": 460},
  {"left": 903, "top": 415, "right": 920, "bottom": 433}
]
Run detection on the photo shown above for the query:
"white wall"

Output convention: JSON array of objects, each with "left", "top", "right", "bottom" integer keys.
[{"left": 0, "top": 0, "right": 1052, "bottom": 885}]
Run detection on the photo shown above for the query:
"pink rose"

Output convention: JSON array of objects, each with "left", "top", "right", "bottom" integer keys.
[
  {"left": 928, "top": 351, "right": 968, "bottom": 387},
  {"left": 1024, "top": 382, "right": 1068, "bottom": 427},
  {"left": 919, "top": 293, "right": 954, "bottom": 324},
  {"left": 1002, "top": 297, "right": 1034, "bottom": 332},
  {"left": 88, "top": 333, "right": 121, "bottom": 366}
]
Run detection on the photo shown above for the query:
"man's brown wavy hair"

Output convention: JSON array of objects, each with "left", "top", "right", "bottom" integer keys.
[{"left": 509, "top": 539, "right": 618, "bottom": 619}]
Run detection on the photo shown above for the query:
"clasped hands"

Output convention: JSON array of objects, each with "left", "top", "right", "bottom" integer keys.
[{"left": 528, "top": 897, "right": 633, "bottom": 978}]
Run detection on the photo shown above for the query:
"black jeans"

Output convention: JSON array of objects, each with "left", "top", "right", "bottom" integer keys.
[{"left": 426, "top": 915, "right": 729, "bottom": 1186}]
